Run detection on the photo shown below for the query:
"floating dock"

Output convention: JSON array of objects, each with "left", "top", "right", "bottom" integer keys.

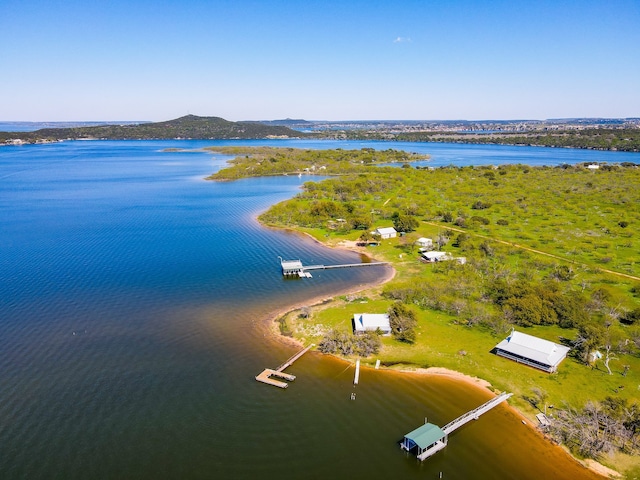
[
  {"left": 279, "top": 257, "right": 388, "bottom": 278},
  {"left": 255, "top": 344, "right": 314, "bottom": 388},
  {"left": 401, "top": 392, "right": 513, "bottom": 461}
]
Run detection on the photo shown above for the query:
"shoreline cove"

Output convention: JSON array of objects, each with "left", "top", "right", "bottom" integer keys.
[{"left": 257, "top": 227, "right": 618, "bottom": 479}]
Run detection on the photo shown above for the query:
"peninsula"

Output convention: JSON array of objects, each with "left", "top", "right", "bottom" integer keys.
[{"left": 208, "top": 146, "right": 640, "bottom": 478}]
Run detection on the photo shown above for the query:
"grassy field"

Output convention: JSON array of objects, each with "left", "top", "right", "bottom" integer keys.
[
  {"left": 208, "top": 147, "right": 640, "bottom": 477},
  {"left": 278, "top": 229, "right": 640, "bottom": 477},
  {"left": 280, "top": 228, "right": 640, "bottom": 409}
]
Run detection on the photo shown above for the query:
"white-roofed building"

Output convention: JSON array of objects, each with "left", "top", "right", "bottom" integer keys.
[
  {"left": 280, "top": 258, "right": 303, "bottom": 276},
  {"left": 421, "top": 251, "right": 452, "bottom": 262},
  {"left": 415, "top": 237, "right": 433, "bottom": 249},
  {"left": 352, "top": 313, "right": 391, "bottom": 335},
  {"left": 494, "top": 330, "right": 570, "bottom": 373},
  {"left": 374, "top": 227, "right": 397, "bottom": 239}
]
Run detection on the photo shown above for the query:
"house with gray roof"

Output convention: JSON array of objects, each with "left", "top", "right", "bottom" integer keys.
[{"left": 494, "top": 329, "right": 570, "bottom": 373}]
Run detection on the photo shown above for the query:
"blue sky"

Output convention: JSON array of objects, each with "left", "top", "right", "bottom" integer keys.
[{"left": 1, "top": 0, "right": 639, "bottom": 121}]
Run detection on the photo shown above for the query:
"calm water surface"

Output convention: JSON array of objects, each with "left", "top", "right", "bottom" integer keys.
[{"left": 0, "top": 140, "right": 616, "bottom": 479}]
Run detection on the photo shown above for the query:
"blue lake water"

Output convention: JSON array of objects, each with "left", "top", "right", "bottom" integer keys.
[{"left": 0, "top": 139, "right": 625, "bottom": 479}]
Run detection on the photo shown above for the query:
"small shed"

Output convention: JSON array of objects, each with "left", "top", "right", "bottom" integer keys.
[
  {"left": 353, "top": 313, "right": 391, "bottom": 335},
  {"left": 401, "top": 423, "right": 448, "bottom": 460},
  {"left": 374, "top": 227, "right": 397, "bottom": 239},
  {"left": 494, "top": 330, "right": 570, "bottom": 373},
  {"left": 415, "top": 237, "right": 433, "bottom": 249},
  {"left": 421, "top": 251, "right": 451, "bottom": 262}
]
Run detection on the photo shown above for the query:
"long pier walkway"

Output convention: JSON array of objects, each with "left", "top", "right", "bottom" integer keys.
[
  {"left": 255, "top": 344, "right": 314, "bottom": 388},
  {"left": 303, "top": 262, "right": 389, "bottom": 272},
  {"left": 280, "top": 257, "right": 388, "bottom": 278},
  {"left": 442, "top": 392, "right": 513, "bottom": 435}
]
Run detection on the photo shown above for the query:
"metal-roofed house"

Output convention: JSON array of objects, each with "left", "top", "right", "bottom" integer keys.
[
  {"left": 352, "top": 313, "right": 391, "bottom": 336},
  {"left": 401, "top": 423, "right": 448, "bottom": 460},
  {"left": 374, "top": 227, "right": 397, "bottom": 239},
  {"left": 494, "top": 329, "right": 570, "bottom": 373}
]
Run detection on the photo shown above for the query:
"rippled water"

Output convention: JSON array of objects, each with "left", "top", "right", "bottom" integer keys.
[{"left": 0, "top": 140, "right": 610, "bottom": 479}]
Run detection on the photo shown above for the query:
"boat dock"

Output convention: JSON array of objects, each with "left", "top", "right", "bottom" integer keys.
[
  {"left": 255, "top": 344, "right": 314, "bottom": 388},
  {"left": 401, "top": 392, "right": 513, "bottom": 461},
  {"left": 279, "top": 257, "right": 388, "bottom": 278}
]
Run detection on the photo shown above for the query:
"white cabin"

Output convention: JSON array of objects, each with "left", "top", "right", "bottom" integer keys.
[{"left": 374, "top": 227, "right": 397, "bottom": 239}]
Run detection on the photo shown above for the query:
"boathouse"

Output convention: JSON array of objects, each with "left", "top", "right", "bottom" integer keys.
[
  {"left": 352, "top": 313, "right": 391, "bottom": 335},
  {"left": 374, "top": 227, "right": 397, "bottom": 239},
  {"left": 280, "top": 258, "right": 303, "bottom": 276},
  {"left": 494, "top": 330, "right": 570, "bottom": 373},
  {"left": 401, "top": 423, "right": 448, "bottom": 460}
]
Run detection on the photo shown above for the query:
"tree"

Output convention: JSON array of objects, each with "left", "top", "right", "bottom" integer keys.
[
  {"left": 317, "top": 329, "right": 380, "bottom": 357},
  {"left": 350, "top": 215, "right": 371, "bottom": 230},
  {"left": 553, "top": 290, "right": 589, "bottom": 328},
  {"left": 436, "top": 232, "right": 450, "bottom": 249},
  {"left": 601, "top": 330, "right": 631, "bottom": 375},
  {"left": 549, "top": 264, "right": 575, "bottom": 281},
  {"left": 471, "top": 200, "right": 491, "bottom": 210},
  {"left": 504, "top": 294, "right": 552, "bottom": 326},
  {"left": 392, "top": 212, "right": 419, "bottom": 233},
  {"left": 358, "top": 231, "right": 373, "bottom": 245},
  {"left": 574, "top": 322, "right": 606, "bottom": 363},
  {"left": 388, "top": 302, "right": 418, "bottom": 343}
]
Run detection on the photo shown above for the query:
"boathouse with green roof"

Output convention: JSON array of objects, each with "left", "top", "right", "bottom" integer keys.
[{"left": 401, "top": 422, "right": 448, "bottom": 460}]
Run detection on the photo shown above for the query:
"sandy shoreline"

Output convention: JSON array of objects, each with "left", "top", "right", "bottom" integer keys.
[{"left": 257, "top": 230, "right": 617, "bottom": 479}]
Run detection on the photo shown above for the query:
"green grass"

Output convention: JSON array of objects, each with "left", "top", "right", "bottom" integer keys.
[
  {"left": 280, "top": 223, "right": 640, "bottom": 476},
  {"left": 211, "top": 147, "right": 640, "bottom": 476}
]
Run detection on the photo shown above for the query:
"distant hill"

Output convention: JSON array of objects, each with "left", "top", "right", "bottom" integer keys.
[{"left": 0, "top": 115, "right": 310, "bottom": 143}]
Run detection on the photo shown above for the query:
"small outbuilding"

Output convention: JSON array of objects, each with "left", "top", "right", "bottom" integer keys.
[
  {"left": 421, "top": 251, "right": 452, "bottom": 262},
  {"left": 494, "top": 329, "right": 570, "bottom": 373},
  {"left": 352, "top": 313, "right": 391, "bottom": 335},
  {"left": 374, "top": 227, "right": 397, "bottom": 239},
  {"left": 415, "top": 237, "right": 433, "bottom": 250}
]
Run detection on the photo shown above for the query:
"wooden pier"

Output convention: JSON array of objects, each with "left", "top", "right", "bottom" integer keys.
[
  {"left": 303, "top": 262, "right": 389, "bottom": 271},
  {"left": 279, "top": 257, "right": 388, "bottom": 278},
  {"left": 401, "top": 392, "right": 513, "bottom": 461},
  {"left": 255, "top": 344, "right": 314, "bottom": 388}
]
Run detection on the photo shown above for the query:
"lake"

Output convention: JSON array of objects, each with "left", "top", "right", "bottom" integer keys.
[{"left": 1, "top": 139, "right": 624, "bottom": 479}]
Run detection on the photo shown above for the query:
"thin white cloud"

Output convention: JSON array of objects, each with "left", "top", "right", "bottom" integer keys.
[{"left": 393, "top": 37, "right": 412, "bottom": 43}]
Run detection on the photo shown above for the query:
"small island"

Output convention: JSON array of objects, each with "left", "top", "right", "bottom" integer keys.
[{"left": 208, "top": 146, "right": 640, "bottom": 478}]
